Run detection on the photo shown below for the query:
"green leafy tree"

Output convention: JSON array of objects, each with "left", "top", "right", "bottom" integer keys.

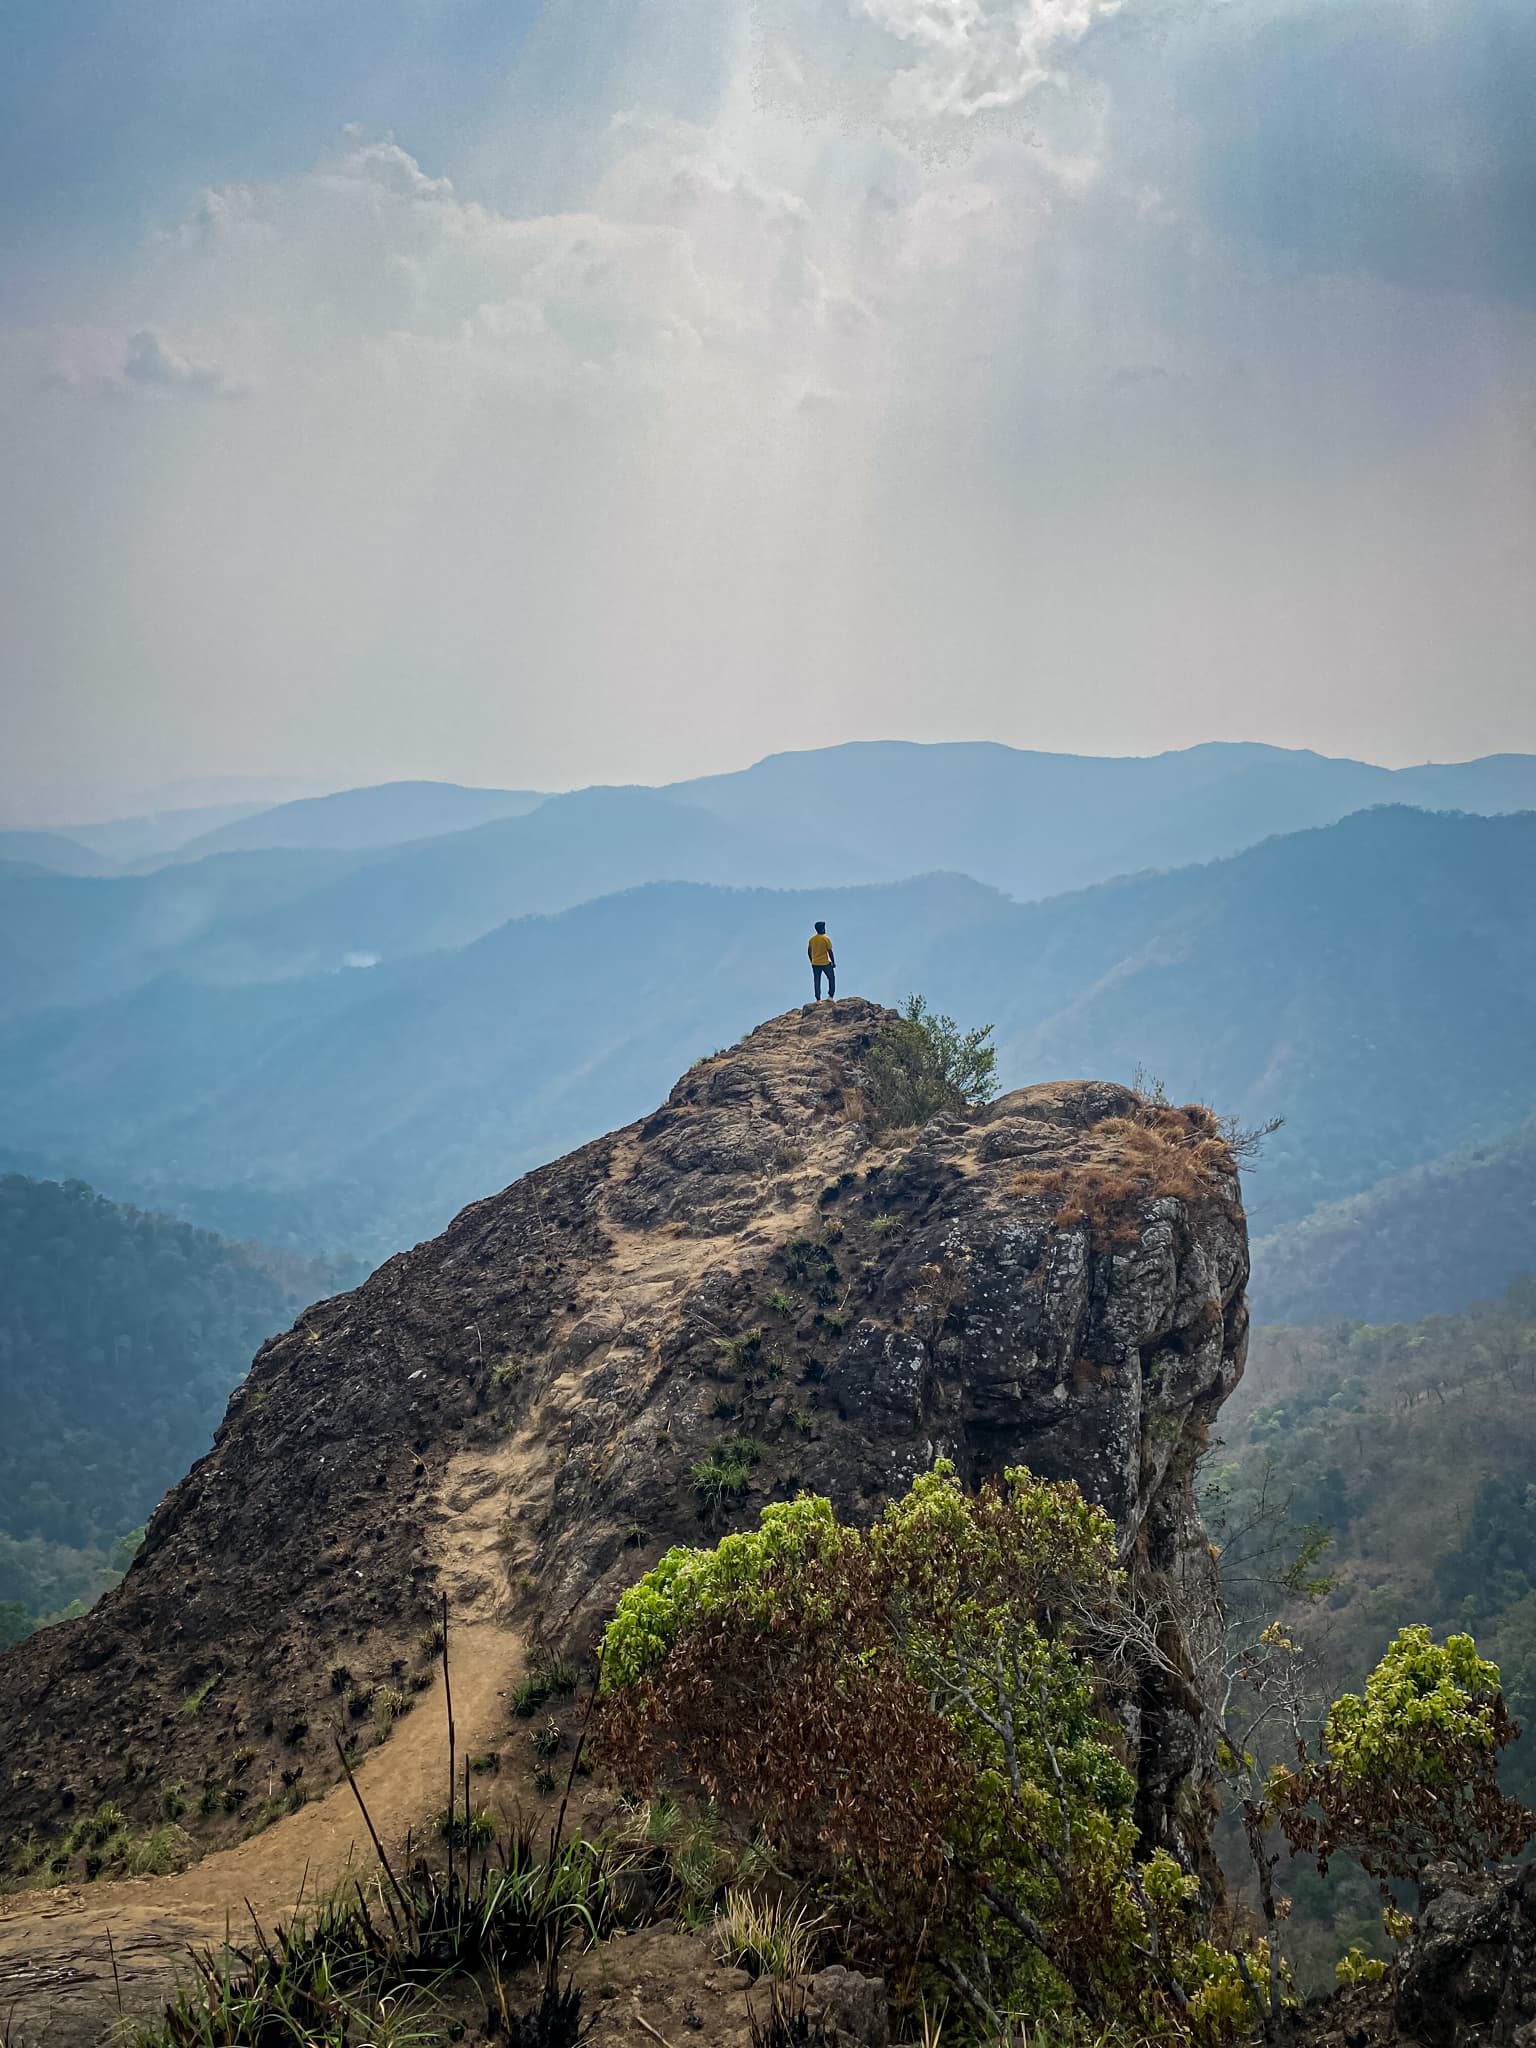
[
  {"left": 599, "top": 1466, "right": 1261, "bottom": 2040},
  {"left": 863, "top": 995, "right": 998, "bottom": 1131},
  {"left": 1274, "top": 1626, "right": 1536, "bottom": 1886},
  {"left": 1219, "top": 1622, "right": 1535, "bottom": 2038}
]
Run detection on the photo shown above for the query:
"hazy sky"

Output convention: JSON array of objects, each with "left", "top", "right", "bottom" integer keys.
[{"left": 3, "top": 0, "right": 1534, "bottom": 818}]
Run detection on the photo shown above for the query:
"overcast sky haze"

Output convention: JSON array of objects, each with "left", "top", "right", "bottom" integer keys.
[{"left": 2, "top": 0, "right": 1533, "bottom": 822}]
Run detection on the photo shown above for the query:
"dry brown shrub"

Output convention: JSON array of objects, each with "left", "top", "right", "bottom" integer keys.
[
  {"left": 1011, "top": 1102, "right": 1236, "bottom": 1247},
  {"left": 904, "top": 1257, "right": 972, "bottom": 1355},
  {"left": 595, "top": 1539, "right": 968, "bottom": 1951}
]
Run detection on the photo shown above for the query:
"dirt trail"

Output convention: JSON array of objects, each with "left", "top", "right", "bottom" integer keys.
[
  {"left": 0, "top": 1619, "right": 523, "bottom": 2045},
  {"left": 0, "top": 1011, "right": 876, "bottom": 2044}
]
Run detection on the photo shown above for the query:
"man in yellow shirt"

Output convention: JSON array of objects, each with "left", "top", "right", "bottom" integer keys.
[{"left": 808, "top": 922, "right": 835, "bottom": 1002}]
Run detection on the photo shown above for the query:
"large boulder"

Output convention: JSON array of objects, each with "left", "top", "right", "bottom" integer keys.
[{"left": 0, "top": 1001, "right": 1249, "bottom": 1882}]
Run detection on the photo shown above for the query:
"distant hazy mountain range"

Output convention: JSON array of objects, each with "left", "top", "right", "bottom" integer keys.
[
  {"left": 1253, "top": 1116, "right": 1536, "bottom": 1324},
  {"left": 24, "top": 799, "right": 282, "bottom": 867},
  {"left": 154, "top": 780, "right": 547, "bottom": 864},
  {"left": 11, "top": 739, "right": 1536, "bottom": 893},
  {"left": 667, "top": 740, "right": 1536, "bottom": 901},
  {"left": 2, "top": 740, "right": 1533, "bottom": 1311},
  {"left": 1, "top": 786, "right": 1532, "bottom": 1320},
  {"left": 5, "top": 739, "right": 1536, "bottom": 1015},
  {"left": 0, "top": 830, "right": 118, "bottom": 878}
]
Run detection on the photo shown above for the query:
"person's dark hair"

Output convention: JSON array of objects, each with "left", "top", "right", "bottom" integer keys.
[{"left": 814, "top": 921, "right": 826, "bottom": 933}]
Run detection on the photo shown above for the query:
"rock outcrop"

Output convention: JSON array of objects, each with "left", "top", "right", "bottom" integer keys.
[
  {"left": 0, "top": 1001, "right": 1248, "bottom": 1874},
  {"left": 1396, "top": 1863, "right": 1536, "bottom": 2048},
  {"left": 1277, "top": 1865, "right": 1536, "bottom": 2048}
]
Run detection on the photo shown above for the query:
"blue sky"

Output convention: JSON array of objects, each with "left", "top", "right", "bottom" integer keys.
[
  {"left": 2, "top": 0, "right": 1533, "bottom": 819},
  {"left": 3, "top": 2, "right": 538, "bottom": 269}
]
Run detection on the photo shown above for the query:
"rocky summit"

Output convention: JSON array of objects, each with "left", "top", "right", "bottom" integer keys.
[{"left": 0, "top": 999, "right": 1248, "bottom": 1877}]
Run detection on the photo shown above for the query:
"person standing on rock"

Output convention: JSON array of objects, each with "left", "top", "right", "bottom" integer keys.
[{"left": 808, "top": 921, "right": 836, "bottom": 1001}]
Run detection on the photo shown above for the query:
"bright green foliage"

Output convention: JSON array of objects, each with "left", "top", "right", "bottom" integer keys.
[
  {"left": 1324, "top": 1628, "right": 1505, "bottom": 1788},
  {"left": 602, "top": 1495, "right": 849, "bottom": 1692},
  {"left": 180, "top": 1673, "right": 221, "bottom": 1717},
  {"left": 1183, "top": 1936, "right": 1274, "bottom": 2041},
  {"left": 601, "top": 1466, "right": 1262, "bottom": 2040},
  {"left": 868, "top": 1467, "right": 1141, "bottom": 1967},
  {"left": 863, "top": 995, "right": 998, "bottom": 1130},
  {"left": 1335, "top": 1946, "right": 1387, "bottom": 1988},
  {"left": 1272, "top": 1626, "right": 1535, "bottom": 1885}
]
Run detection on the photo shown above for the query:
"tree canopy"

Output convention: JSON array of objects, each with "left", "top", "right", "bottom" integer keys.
[{"left": 0, "top": 1174, "right": 353, "bottom": 1628}]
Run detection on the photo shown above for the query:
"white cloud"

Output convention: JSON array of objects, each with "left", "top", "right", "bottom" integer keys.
[
  {"left": 121, "top": 328, "right": 248, "bottom": 399},
  {"left": 122, "top": 134, "right": 876, "bottom": 400},
  {"left": 4, "top": 0, "right": 1534, "bottom": 804},
  {"left": 40, "top": 325, "right": 249, "bottom": 400},
  {"left": 19, "top": 127, "right": 926, "bottom": 420},
  {"left": 853, "top": 0, "right": 1122, "bottom": 117}
]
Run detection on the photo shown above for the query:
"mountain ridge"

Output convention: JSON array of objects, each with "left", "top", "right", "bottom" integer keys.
[
  {"left": 155, "top": 780, "right": 548, "bottom": 865},
  {"left": 3, "top": 807, "right": 1527, "bottom": 1285},
  {"left": 1251, "top": 1117, "right": 1536, "bottom": 1323}
]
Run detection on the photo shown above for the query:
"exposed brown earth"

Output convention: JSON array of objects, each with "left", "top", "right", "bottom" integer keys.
[
  {"left": 0, "top": 1620, "right": 521, "bottom": 2041},
  {"left": 0, "top": 999, "right": 1251, "bottom": 2042}
]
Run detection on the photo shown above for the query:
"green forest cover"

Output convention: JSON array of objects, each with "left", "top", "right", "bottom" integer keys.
[
  {"left": 0, "top": 1174, "right": 358, "bottom": 1640},
  {"left": 1205, "top": 1277, "right": 1536, "bottom": 1984}
]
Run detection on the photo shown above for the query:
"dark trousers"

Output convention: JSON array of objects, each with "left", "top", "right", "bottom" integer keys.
[{"left": 813, "top": 963, "right": 835, "bottom": 999}]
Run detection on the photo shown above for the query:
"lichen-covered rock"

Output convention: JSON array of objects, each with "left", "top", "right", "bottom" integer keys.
[
  {"left": 1396, "top": 1864, "right": 1536, "bottom": 2048},
  {"left": 802, "top": 1965, "right": 891, "bottom": 2046},
  {"left": 0, "top": 1000, "right": 1248, "bottom": 1878}
]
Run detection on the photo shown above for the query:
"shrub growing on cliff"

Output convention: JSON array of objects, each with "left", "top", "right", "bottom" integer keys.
[
  {"left": 690, "top": 1437, "right": 768, "bottom": 1524},
  {"left": 1273, "top": 1626, "right": 1536, "bottom": 1883},
  {"left": 1221, "top": 1621, "right": 1536, "bottom": 2032},
  {"left": 863, "top": 996, "right": 998, "bottom": 1131},
  {"left": 597, "top": 1467, "right": 1261, "bottom": 2040}
]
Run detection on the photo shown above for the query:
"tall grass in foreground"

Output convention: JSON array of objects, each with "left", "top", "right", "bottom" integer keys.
[
  {"left": 110, "top": 1827, "right": 609, "bottom": 2046},
  {"left": 109, "top": 1598, "right": 606, "bottom": 2048}
]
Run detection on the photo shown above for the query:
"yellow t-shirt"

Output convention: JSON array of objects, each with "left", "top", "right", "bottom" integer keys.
[{"left": 808, "top": 932, "right": 833, "bottom": 965}]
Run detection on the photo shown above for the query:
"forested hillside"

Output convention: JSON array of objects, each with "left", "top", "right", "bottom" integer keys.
[
  {"left": 1201, "top": 1282, "right": 1536, "bottom": 1984},
  {"left": 1251, "top": 1116, "right": 1536, "bottom": 1322},
  {"left": 1210, "top": 1279, "right": 1536, "bottom": 1802},
  {"left": 0, "top": 1176, "right": 357, "bottom": 1637}
]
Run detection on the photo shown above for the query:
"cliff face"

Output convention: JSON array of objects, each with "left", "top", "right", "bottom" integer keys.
[{"left": 0, "top": 1001, "right": 1247, "bottom": 1871}]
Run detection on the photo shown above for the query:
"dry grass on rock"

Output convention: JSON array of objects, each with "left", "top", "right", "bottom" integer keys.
[{"left": 1012, "top": 1102, "right": 1237, "bottom": 1246}]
